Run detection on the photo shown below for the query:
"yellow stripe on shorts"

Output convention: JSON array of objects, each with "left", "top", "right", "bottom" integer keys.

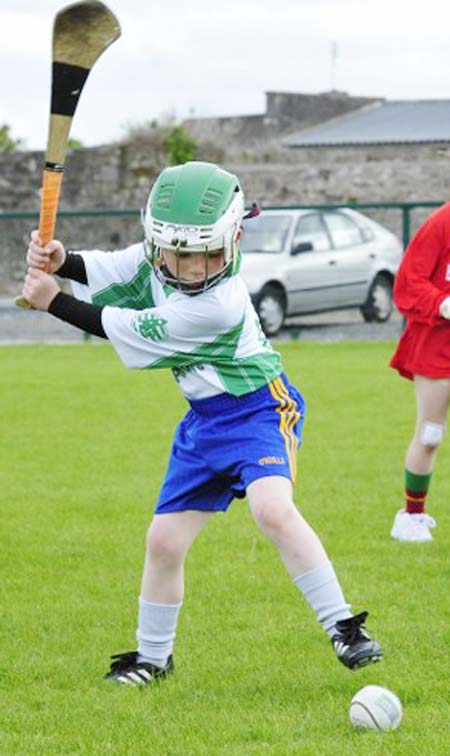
[{"left": 268, "top": 376, "right": 301, "bottom": 483}]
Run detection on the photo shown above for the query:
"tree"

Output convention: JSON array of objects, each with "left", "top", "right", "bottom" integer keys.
[
  {"left": 67, "top": 137, "right": 84, "bottom": 149},
  {"left": 0, "top": 123, "right": 23, "bottom": 152},
  {"left": 120, "top": 117, "right": 198, "bottom": 175},
  {"left": 163, "top": 125, "right": 197, "bottom": 165}
]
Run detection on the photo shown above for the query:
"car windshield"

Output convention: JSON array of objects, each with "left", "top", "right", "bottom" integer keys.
[{"left": 240, "top": 214, "right": 292, "bottom": 254}]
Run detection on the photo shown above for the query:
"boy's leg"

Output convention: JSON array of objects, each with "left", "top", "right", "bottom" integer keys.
[
  {"left": 247, "top": 476, "right": 381, "bottom": 669},
  {"left": 140, "top": 510, "right": 214, "bottom": 603},
  {"left": 105, "top": 510, "right": 213, "bottom": 685},
  {"left": 391, "top": 375, "right": 450, "bottom": 542}
]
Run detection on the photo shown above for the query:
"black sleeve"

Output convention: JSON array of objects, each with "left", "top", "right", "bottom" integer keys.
[
  {"left": 48, "top": 292, "right": 107, "bottom": 339},
  {"left": 56, "top": 253, "right": 88, "bottom": 284}
]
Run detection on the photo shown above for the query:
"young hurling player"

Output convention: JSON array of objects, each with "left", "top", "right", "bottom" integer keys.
[
  {"left": 390, "top": 202, "right": 450, "bottom": 542},
  {"left": 23, "top": 161, "right": 382, "bottom": 685}
]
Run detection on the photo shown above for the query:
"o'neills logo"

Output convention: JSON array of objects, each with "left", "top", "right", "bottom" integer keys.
[{"left": 258, "top": 456, "right": 286, "bottom": 465}]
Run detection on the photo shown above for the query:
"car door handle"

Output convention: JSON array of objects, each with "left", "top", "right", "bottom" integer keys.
[
  {"left": 369, "top": 253, "right": 376, "bottom": 259},
  {"left": 328, "top": 259, "right": 337, "bottom": 266}
]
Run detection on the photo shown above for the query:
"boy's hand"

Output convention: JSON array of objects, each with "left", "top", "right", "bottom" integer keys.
[
  {"left": 22, "top": 268, "right": 61, "bottom": 311},
  {"left": 27, "top": 229, "right": 66, "bottom": 274}
]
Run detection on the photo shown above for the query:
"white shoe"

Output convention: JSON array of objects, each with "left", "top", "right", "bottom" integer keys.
[{"left": 390, "top": 509, "right": 436, "bottom": 542}]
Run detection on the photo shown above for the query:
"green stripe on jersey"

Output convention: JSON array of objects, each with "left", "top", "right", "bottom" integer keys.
[
  {"left": 145, "top": 317, "right": 282, "bottom": 396},
  {"left": 92, "top": 259, "right": 154, "bottom": 309},
  {"left": 150, "top": 318, "right": 245, "bottom": 371},
  {"left": 216, "top": 352, "right": 282, "bottom": 394}
]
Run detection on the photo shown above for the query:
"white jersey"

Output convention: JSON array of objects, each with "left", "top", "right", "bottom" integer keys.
[{"left": 71, "top": 242, "right": 283, "bottom": 400}]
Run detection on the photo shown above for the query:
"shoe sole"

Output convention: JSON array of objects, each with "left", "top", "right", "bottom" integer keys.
[
  {"left": 350, "top": 652, "right": 383, "bottom": 670},
  {"left": 391, "top": 530, "right": 433, "bottom": 542}
]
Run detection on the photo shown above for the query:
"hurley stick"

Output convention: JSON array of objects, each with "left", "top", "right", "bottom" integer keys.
[{"left": 16, "top": 0, "right": 121, "bottom": 308}]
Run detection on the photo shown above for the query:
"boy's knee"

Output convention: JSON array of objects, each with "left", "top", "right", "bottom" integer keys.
[
  {"left": 146, "top": 522, "right": 185, "bottom": 565},
  {"left": 419, "top": 421, "right": 446, "bottom": 449},
  {"left": 251, "top": 494, "right": 296, "bottom": 536}
]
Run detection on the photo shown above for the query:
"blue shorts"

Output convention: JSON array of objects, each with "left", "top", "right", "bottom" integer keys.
[{"left": 155, "top": 374, "right": 306, "bottom": 514}]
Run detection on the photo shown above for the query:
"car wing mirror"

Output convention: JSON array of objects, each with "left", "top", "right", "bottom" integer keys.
[{"left": 291, "top": 241, "right": 313, "bottom": 255}]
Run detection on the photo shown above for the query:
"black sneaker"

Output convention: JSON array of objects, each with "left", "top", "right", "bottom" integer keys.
[
  {"left": 104, "top": 651, "right": 174, "bottom": 686},
  {"left": 331, "top": 611, "right": 382, "bottom": 670}
]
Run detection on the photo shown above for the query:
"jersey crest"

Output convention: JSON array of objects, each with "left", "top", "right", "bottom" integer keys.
[{"left": 132, "top": 312, "right": 168, "bottom": 341}]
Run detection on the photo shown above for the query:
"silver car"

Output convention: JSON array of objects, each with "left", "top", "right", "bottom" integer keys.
[{"left": 239, "top": 207, "right": 403, "bottom": 336}]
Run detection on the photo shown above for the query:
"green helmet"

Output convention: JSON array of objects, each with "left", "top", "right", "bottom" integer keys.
[{"left": 143, "top": 161, "right": 244, "bottom": 292}]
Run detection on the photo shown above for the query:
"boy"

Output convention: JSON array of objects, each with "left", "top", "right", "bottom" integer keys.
[
  {"left": 23, "top": 161, "right": 382, "bottom": 685},
  {"left": 390, "top": 202, "right": 450, "bottom": 542}
]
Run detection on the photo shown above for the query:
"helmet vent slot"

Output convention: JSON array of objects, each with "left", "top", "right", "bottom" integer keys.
[
  {"left": 199, "top": 188, "right": 224, "bottom": 215},
  {"left": 155, "top": 184, "right": 175, "bottom": 209}
]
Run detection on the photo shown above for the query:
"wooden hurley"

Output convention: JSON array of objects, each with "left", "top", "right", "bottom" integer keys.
[{"left": 16, "top": 0, "right": 121, "bottom": 308}]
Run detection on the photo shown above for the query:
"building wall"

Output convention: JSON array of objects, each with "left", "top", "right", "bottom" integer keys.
[
  {"left": 265, "top": 90, "right": 381, "bottom": 128},
  {"left": 184, "top": 91, "right": 381, "bottom": 153}
]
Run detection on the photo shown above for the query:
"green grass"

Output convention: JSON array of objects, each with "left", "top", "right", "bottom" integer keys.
[{"left": 1, "top": 341, "right": 450, "bottom": 755}]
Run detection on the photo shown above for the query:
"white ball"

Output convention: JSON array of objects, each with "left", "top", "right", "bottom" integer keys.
[{"left": 349, "top": 685, "right": 403, "bottom": 731}]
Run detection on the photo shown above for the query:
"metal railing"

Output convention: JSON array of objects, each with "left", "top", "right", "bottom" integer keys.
[
  {"left": 0, "top": 200, "right": 445, "bottom": 247},
  {"left": 1, "top": 200, "right": 442, "bottom": 343},
  {"left": 261, "top": 201, "right": 443, "bottom": 248}
]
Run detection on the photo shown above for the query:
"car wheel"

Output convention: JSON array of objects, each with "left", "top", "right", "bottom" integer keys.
[
  {"left": 256, "top": 285, "right": 286, "bottom": 336},
  {"left": 360, "top": 273, "right": 393, "bottom": 323}
]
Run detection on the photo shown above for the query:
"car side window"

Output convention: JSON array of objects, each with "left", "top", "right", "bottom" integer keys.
[
  {"left": 358, "top": 224, "right": 375, "bottom": 242},
  {"left": 322, "top": 212, "right": 364, "bottom": 249},
  {"left": 292, "top": 213, "right": 331, "bottom": 252},
  {"left": 240, "top": 214, "right": 292, "bottom": 253}
]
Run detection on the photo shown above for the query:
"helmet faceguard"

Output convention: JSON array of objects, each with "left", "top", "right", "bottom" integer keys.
[{"left": 143, "top": 161, "right": 245, "bottom": 293}]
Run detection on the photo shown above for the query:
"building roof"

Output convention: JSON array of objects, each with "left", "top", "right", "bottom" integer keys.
[{"left": 284, "top": 100, "right": 450, "bottom": 147}]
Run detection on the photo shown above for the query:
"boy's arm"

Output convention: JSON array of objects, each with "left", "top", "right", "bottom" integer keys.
[
  {"left": 48, "top": 287, "right": 240, "bottom": 360},
  {"left": 22, "top": 266, "right": 107, "bottom": 337},
  {"left": 70, "top": 243, "right": 152, "bottom": 308},
  {"left": 49, "top": 291, "right": 106, "bottom": 338},
  {"left": 55, "top": 253, "right": 88, "bottom": 284},
  {"left": 29, "top": 274, "right": 245, "bottom": 362},
  {"left": 394, "top": 204, "right": 450, "bottom": 324}
]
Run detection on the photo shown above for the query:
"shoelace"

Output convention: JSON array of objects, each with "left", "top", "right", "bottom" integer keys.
[
  {"left": 336, "top": 611, "right": 369, "bottom": 643},
  {"left": 413, "top": 514, "right": 436, "bottom": 528},
  {"left": 109, "top": 651, "right": 138, "bottom": 672}
]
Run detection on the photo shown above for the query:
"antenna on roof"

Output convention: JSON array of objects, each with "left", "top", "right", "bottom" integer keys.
[{"left": 330, "top": 40, "right": 338, "bottom": 91}]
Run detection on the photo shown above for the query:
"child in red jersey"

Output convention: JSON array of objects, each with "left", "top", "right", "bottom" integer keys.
[{"left": 390, "top": 202, "right": 450, "bottom": 542}]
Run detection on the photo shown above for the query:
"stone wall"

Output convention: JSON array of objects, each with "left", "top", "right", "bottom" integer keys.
[
  {"left": 0, "top": 140, "right": 165, "bottom": 293},
  {"left": 1, "top": 139, "right": 449, "bottom": 294}
]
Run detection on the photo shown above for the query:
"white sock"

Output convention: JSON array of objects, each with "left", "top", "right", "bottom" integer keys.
[
  {"left": 293, "top": 561, "right": 352, "bottom": 637},
  {"left": 136, "top": 598, "right": 182, "bottom": 667}
]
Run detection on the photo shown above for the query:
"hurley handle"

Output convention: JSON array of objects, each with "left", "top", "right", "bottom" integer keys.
[
  {"left": 14, "top": 167, "right": 64, "bottom": 309},
  {"left": 38, "top": 168, "right": 64, "bottom": 249}
]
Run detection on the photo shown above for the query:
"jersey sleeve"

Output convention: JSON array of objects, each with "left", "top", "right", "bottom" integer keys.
[
  {"left": 101, "top": 282, "right": 246, "bottom": 370},
  {"left": 70, "top": 243, "right": 155, "bottom": 309},
  {"left": 393, "top": 205, "right": 450, "bottom": 324}
]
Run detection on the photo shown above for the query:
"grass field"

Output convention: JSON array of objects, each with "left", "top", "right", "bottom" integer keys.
[{"left": 1, "top": 341, "right": 450, "bottom": 755}]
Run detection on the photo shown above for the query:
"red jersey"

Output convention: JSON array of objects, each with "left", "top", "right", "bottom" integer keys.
[{"left": 390, "top": 202, "right": 450, "bottom": 380}]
